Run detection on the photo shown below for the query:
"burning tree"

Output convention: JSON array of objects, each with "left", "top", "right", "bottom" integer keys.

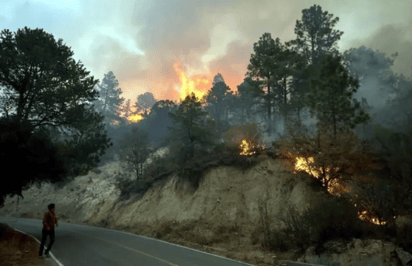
[
  {"left": 280, "top": 120, "right": 381, "bottom": 191},
  {"left": 343, "top": 177, "right": 399, "bottom": 225},
  {"left": 277, "top": 118, "right": 397, "bottom": 225}
]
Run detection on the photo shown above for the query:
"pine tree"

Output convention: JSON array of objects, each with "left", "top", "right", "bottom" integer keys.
[
  {"left": 0, "top": 27, "right": 112, "bottom": 197},
  {"left": 133, "top": 92, "right": 157, "bottom": 114},
  {"left": 117, "top": 126, "right": 152, "bottom": 181},
  {"left": 118, "top": 98, "right": 133, "bottom": 126},
  {"left": 92, "top": 71, "right": 125, "bottom": 127},
  {"left": 306, "top": 54, "right": 371, "bottom": 139},
  {"left": 167, "top": 93, "right": 214, "bottom": 164},
  {"left": 247, "top": 33, "right": 287, "bottom": 135},
  {"left": 233, "top": 77, "right": 263, "bottom": 125},
  {"left": 285, "top": 4, "right": 344, "bottom": 125},
  {"left": 205, "top": 73, "right": 233, "bottom": 138},
  {"left": 285, "top": 4, "right": 344, "bottom": 71}
]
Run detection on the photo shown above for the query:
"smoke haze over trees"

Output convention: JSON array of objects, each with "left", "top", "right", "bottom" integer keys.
[{"left": 0, "top": 4, "right": 411, "bottom": 225}]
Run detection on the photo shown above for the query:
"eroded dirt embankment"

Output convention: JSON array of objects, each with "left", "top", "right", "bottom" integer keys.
[{"left": 0, "top": 156, "right": 405, "bottom": 266}]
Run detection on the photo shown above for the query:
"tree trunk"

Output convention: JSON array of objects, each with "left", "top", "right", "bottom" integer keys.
[
  {"left": 283, "top": 76, "right": 288, "bottom": 128},
  {"left": 267, "top": 75, "right": 272, "bottom": 136}
]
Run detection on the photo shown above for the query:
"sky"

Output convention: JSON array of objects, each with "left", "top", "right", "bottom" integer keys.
[{"left": 0, "top": 0, "right": 411, "bottom": 112}]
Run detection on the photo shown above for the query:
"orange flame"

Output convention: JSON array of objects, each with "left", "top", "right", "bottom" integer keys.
[
  {"left": 127, "top": 108, "right": 151, "bottom": 123},
  {"left": 128, "top": 114, "right": 144, "bottom": 123},
  {"left": 240, "top": 139, "right": 254, "bottom": 155},
  {"left": 173, "top": 61, "right": 210, "bottom": 102},
  {"left": 286, "top": 152, "right": 389, "bottom": 225}
]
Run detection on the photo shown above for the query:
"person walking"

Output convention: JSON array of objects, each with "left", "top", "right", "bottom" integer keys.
[{"left": 39, "top": 203, "right": 59, "bottom": 257}]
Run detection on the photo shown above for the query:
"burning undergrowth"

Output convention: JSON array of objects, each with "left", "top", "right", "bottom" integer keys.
[
  {"left": 116, "top": 123, "right": 269, "bottom": 199},
  {"left": 277, "top": 119, "right": 398, "bottom": 226},
  {"left": 225, "top": 123, "right": 268, "bottom": 156}
]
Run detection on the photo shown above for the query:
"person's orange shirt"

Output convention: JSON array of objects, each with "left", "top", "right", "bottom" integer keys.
[{"left": 43, "top": 210, "right": 58, "bottom": 231}]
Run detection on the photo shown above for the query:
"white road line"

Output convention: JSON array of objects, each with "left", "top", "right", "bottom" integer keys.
[
  {"left": 13, "top": 228, "right": 64, "bottom": 266},
  {"left": 66, "top": 222, "right": 257, "bottom": 266},
  {"left": 3, "top": 217, "right": 257, "bottom": 266},
  {"left": 65, "top": 228, "right": 181, "bottom": 266}
]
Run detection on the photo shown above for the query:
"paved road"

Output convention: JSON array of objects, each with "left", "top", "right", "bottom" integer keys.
[{"left": 0, "top": 216, "right": 256, "bottom": 266}]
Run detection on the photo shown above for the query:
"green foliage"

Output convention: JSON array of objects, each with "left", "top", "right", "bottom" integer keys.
[
  {"left": 307, "top": 54, "right": 371, "bottom": 137},
  {"left": 285, "top": 4, "right": 343, "bottom": 68},
  {"left": 267, "top": 197, "right": 364, "bottom": 252},
  {"left": 247, "top": 33, "right": 287, "bottom": 135},
  {"left": 232, "top": 78, "right": 263, "bottom": 124},
  {"left": 371, "top": 124, "right": 412, "bottom": 215},
  {"left": 212, "top": 142, "right": 226, "bottom": 153},
  {"left": 0, "top": 27, "right": 100, "bottom": 122},
  {"left": 91, "top": 71, "right": 125, "bottom": 126},
  {"left": 284, "top": 4, "right": 344, "bottom": 122},
  {"left": 142, "top": 151, "right": 177, "bottom": 182},
  {"left": 113, "top": 170, "right": 151, "bottom": 201},
  {"left": 0, "top": 27, "right": 113, "bottom": 193},
  {"left": 0, "top": 118, "right": 71, "bottom": 207},
  {"left": 271, "top": 45, "right": 306, "bottom": 123},
  {"left": 133, "top": 92, "right": 157, "bottom": 114},
  {"left": 204, "top": 74, "right": 234, "bottom": 138},
  {"left": 54, "top": 104, "right": 113, "bottom": 178},
  {"left": 167, "top": 93, "right": 214, "bottom": 165},
  {"left": 396, "top": 223, "right": 412, "bottom": 252},
  {"left": 117, "top": 126, "right": 152, "bottom": 181}
]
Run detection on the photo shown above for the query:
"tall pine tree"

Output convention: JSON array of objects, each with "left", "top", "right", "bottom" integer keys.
[
  {"left": 205, "top": 73, "right": 233, "bottom": 139},
  {"left": 133, "top": 92, "right": 157, "bottom": 113},
  {"left": 92, "top": 71, "right": 125, "bottom": 127},
  {"left": 167, "top": 93, "right": 214, "bottom": 165},
  {"left": 233, "top": 77, "right": 263, "bottom": 125},
  {"left": 306, "top": 54, "right": 370, "bottom": 139},
  {"left": 285, "top": 4, "right": 344, "bottom": 125},
  {"left": 247, "top": 33, "right": 286, "bottom": 135},
  {"left": 286, "top": 4, "right": 344, "bottom": 70},
  {"left": 118, "top": 98, "right": 133, "bottom": 126}
]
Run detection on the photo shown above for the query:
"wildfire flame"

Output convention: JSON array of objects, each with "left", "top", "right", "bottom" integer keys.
[
  {"left": 238, "top": 137, "right": 268, "bottom": 156},
  {"left": 286, "top": 152, "right": 389, "bottom": 225},
  {"left": 173, "top": 61, "right": 210, "bottom": 102},
  {"left": 240, "top": 139, "right": 254, "bottom": 155},
  {"left": 127, "top": 108, "right": 150, "bottom": 123},
  {"left": 128, "top": 113, "right": 144, "bottom": 123},
  {"left": 292, "top": 155, "right": 337, "bottom": 193},
  {"left": 358, "top": 210, "right": 388, "bottom": 225}
]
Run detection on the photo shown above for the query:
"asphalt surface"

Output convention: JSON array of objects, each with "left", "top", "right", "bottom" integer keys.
[{"left": 0, "top": 215, "right": 256, "bottom": 266}]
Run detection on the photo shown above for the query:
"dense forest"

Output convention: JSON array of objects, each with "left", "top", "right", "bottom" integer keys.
[{"left": 1, "top": 5, "right": 412, "bottom": 250}]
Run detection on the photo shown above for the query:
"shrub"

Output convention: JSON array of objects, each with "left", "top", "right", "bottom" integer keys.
[
  {"left": 212, "top": 142, "right": 226, "bottom": 153},
  {"left": 307, "top": 196, "right": 367, "bottom": 244},
  {"left": 113, "top": 171, "right": 151, "bottom": 200},
  {"left": 396, "top": 223, "right": 412, "bottom": 252},
  {"left": 155, "top": 222, "right": 173, "bottom": 239},
  {"left": 267, "top": 196, "right": 364, "bottom": 252},
  {"left": 225, "top": 123, "right": 262, "bottom": 153}
]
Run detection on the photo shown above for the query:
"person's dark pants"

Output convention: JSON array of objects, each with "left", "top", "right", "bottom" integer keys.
[{"left": 39, "top": 228, "right": 55, "bottom": 255}]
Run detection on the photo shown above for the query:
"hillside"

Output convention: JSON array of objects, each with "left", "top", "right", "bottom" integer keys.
[{"left": 0, "top": 155, "right": 410, "bottom": 266}]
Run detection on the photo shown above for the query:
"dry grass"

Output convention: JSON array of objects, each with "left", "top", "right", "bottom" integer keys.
[{"left": 0, "top": 223, "right": 45, "bottom": 266}]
